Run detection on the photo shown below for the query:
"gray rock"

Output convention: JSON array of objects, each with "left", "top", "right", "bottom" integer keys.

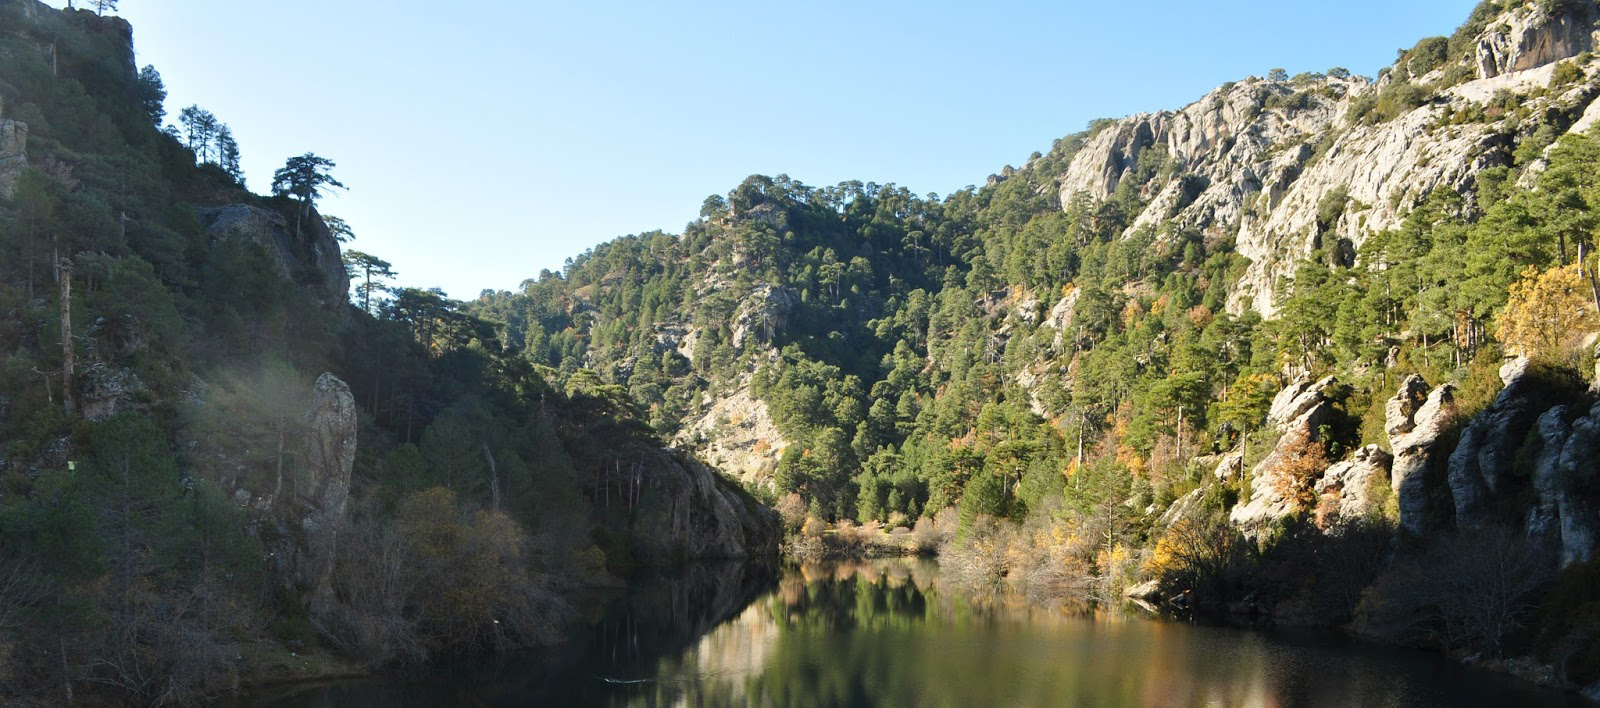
[
  {"left": 0, "top": 118, "right": 26, "bottom": 200},
  {"left": 287, "top": 373, "right": 357, "bottom": 611},
  {"left": 1385, "top": 374, "right": 1429, "bottom": 442},
  {"left": 1230, "top": 378, "right": 1337, "bottom": 533},
  {"left": 1159, "top": 487, "right": 1206, "bottom": 530},
  {"left": 1447, "top": 357, "right": 1545, "bottom": 527},
  {"left": 729, "top": 284, "right": 798, "bottom": 349},
  {"left": 1213, "top": 453, "right": 1244, "bottom": 481},
  {"left": 78, "top": 361, "right": 148, "bottom": 422},
  {"left": 199, "top": 204, "right": 351, "bottom": 312},
  {"left": 1040, "top": 0, "right": 1600, "bottom": 318},
  {"left": 1583, "top": 680, "right": 1600, "bottom": 703},
  {"left": 1388, "top": 379, "right": 1457, "bottom": 536},
  {"left": 1475, "top": 1, "right": 1599, "bottom": 79},
  {"left": 1548, "top": 403, "right": 1600, "bottom": 566},
  {"left": 1314, "top": 445, "right": 1392, "bottom": 526},
  {"left": 1268, "top": 374, "right": 1338, "bottom": 431},
  {"left": 624, "top": 449, "right": 779, "bottom": 561}
]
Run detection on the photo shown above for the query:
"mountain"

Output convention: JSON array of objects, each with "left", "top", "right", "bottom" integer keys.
[
  {"left": 5, "top": 0, "right": 1600, "bottom": 704},
  {"left": 0, "top": 1, "right": 774, "bottom": 704},
  {"left": 469, "top": 0, "right": 1600, "bottom": 693}
]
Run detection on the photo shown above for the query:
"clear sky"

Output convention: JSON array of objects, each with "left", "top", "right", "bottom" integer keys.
[{"left": 54, "top": 0, "right": 1475, "bottom": 299}]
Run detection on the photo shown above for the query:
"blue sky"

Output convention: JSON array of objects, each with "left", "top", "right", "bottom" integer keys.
[{"left": 61, "top": 0, "right": 1474, "bottom": 299}]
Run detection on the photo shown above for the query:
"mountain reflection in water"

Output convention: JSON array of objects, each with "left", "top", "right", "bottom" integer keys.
[{"left": 239, "top": 558, "right": 1586, "bottom": 708}]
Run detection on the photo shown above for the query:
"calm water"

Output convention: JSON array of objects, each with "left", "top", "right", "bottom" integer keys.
[{"left": 240, "top": 559, "right": 1586, "bottom": 708}]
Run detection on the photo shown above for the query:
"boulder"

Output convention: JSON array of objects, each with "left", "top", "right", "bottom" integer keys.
[
  {"left": 1268, "top": 374, "right": 1338, "bottom": 431},
  {"left": 1212, "top": 453, "right": 1244, "bottom": 481},
  {"left": 1388, "top": 378, "right": 1457, "bottom": 536},
  {"left": 1158, "top": 487, "right": 1206, "bottom": 530}
]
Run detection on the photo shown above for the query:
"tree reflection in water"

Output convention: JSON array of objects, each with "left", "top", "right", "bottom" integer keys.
[{"left": 237, "top": 558, "right": 1586, "bottom": 708}]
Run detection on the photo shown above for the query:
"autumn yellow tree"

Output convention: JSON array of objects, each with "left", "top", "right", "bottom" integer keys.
[
  {"left": 1496, "top": 264, "right": 1600, "bottom": 358},
  {"left": 1272, "top": 426, "right": 1333, "bottom": 512}
]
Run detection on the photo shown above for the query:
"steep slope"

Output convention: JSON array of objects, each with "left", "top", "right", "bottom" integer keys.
[
  {"left": 0, "top": 2, "right": 776, "bottom": 705},
  {"left": 1043, "top": 0, "right": 1600, "bottom": 315}
]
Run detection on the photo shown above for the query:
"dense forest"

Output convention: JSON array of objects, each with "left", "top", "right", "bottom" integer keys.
[{"left": 3, "top": 0, "right": 1600, "bottom": 705}]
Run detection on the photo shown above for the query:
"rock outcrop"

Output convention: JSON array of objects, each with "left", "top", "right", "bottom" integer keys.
[
  {"left": 0, "top": 115, "right": 25, "bottom": 200},
  {"left": 730, "top": 285, "right": 799, "bottom": 349},
  {"left": 1387, "top": 376, "right": 1458, "bottom": 536},
  {"left": 626, "top": 448, "right": 780, "bottom": 561},
  {"left": 1475, "top": 1, "right": 1600, "bottom": 79},
  {"left": 283, "top": 373, "right": 357, "bottom": 610},
  {"left": 199, "top": 204, "right": 351, "bottom": 311},
  {"left": 1527, "top": 403, "right": 1600, "bottom": 567},
  {"left": 677, "top": 382, "right": 789, "bottom": 491},
  {"left": 1314, "top": 445, "right": 1392, "bottom": 527},
  {"left": 1039, "top": 1, "right": 1600, "bottom": 316},
  {"left": 1230, "top": 376, "right": 1338, "bottom": 532},
  {"left": 1447, "top": 357, "right": 1546, "bottom": 526}
]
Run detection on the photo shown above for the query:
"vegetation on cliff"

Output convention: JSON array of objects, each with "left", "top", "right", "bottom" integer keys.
[{"left": 0, "top": 2, "right": 773, "bottom": 705}]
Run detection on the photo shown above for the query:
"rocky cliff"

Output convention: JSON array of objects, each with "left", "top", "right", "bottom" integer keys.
[
  {"left": 1036, "top": 0, "right": 1600, "bottom": 316},
  {"left": 1222, "top": 360, "right": 1599, "bottom": 569},
  {"left": 200, "top": 204, "right": 351, "bottom": 312}
]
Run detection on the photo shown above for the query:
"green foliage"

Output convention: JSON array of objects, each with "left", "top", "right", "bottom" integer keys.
[{"left": 1406, "top": 36, "right": 1450, "bottom": 77}]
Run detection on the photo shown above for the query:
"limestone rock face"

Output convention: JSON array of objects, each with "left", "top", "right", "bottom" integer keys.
[
  {"left": 1212, "top": 453, "right": 1244, "bottom": 482},
  {"left": 0, "top": 118, "right": 26, "bottom": 200},
  {"left": 1475, "top": 1, "right": 1600, "bottom": 79},
  {"left": 199, "top": 204, "right": 351, "bottom": 311},
  {"left": 287, "top": 373, "right": 357, "bottom": 610},
  {"left": 1387, "top": 378, "right": 1457, "bottom": 536},
  {"left": 1038, "top": 1, "right": 1600, "bottom": 317},
  {"left": 676, "top": 381, "right": 789, "bottom": 491},
  {"left": 1528, "top": 403, "right": 1600, "bottom": 567},
  {"left": 1268, "top": 375, "right": 1338, "bottom": 431},
  {"left": 77, "top": 361, "right": 148, "bottom": 422},
  {"left": 1315, "top": 445, "right": 1392, "bottom": 527},
  {"left": 624, "top": 449, "right": 780, "bottom": 562},
  {"left": 1447, "top": 357, "right": 1546, "bottom": 527},
  {"left": 730, "top": 285, "right": 799, "bottom": 349},
  {"left": 1230, "top": 377, "right": 1337, "bottom": 532},
  {"left": 1158, "top": 487, "right": 1206, "bottom": 530}
]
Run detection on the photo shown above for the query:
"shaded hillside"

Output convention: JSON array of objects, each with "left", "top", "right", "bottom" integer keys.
[{"left": 0, "top": 2, "right": 775, "bottom": 706}]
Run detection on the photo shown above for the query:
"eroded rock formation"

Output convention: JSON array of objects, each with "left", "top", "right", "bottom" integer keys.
[
  {"left": 284, "top": 373, "right": 357, "bottom": 610},
  {"left": 1387, "top": 376, "right": 1457, "bottom": 536}
]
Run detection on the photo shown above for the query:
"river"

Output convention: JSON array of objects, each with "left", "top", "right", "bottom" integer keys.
[{"left": 237, "top": 558, "right": 1586, "bottom": 707}]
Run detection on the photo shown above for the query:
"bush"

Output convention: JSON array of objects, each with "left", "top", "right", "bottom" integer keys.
[{"left": 1407, "top": 36, "right": 1450, "bottom": 77}]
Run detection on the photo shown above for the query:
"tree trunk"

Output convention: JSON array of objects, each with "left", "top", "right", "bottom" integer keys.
[
  {"left": 1581, "top": 242, "right": 1600, "bottom": 316},
  {"left": 482, "top": 443, "right": 500, "bottom": 513},
  {"left": 59, "top": 259, "right": 75, "bottom": 416},
  {"left": 60, "top": 634, "right": 72, "bottom": 705},
  {"left": 272, "top": 420, "right": 285, "bottom": 505}
]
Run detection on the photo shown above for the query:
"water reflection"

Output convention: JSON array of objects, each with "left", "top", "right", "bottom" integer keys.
[{"left": 242, "top": 558, "right": 1584, "bottom": 708}]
